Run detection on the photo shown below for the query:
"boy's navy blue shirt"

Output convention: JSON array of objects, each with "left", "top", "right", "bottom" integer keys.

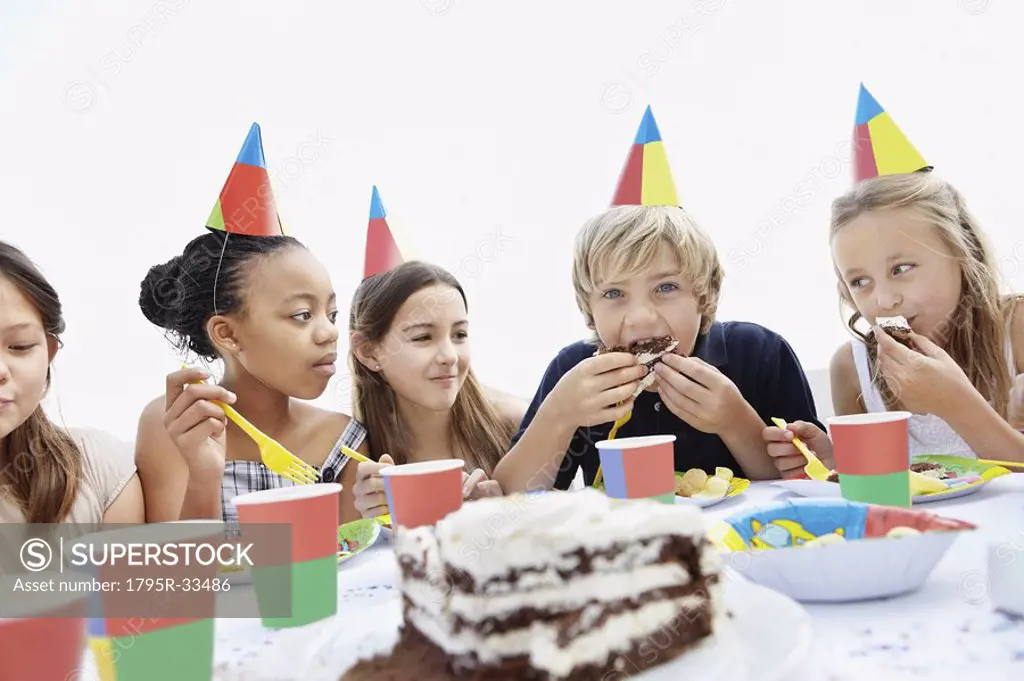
[{"left": 510, "top": 321, "right": 823, "bottom": 489}]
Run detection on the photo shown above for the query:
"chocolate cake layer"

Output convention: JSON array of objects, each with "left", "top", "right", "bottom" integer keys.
[
  {"left": 405, "top": 576, "right": 712, "bottom": 638},
  {"left": 343, "top": 605, "right": 715, "bottom": 681},
  {"left": 391, "top": 489, "right": 720, "bottom": 680},
  {"left": 399, "top": 534, "right": 709, "bottom": 595}
]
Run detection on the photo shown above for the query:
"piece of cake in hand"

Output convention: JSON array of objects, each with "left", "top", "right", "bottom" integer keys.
[
  {"left": 596, "top": 335, "right": 679, "bottom": 398},
  {"left": 347, "top": 489, "right": 722, "bottom": 680},
  {"left": 873, "top": 315, "right": 915, "bottom": 349}
]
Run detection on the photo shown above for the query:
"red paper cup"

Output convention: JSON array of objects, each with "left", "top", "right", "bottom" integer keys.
[
  {"left": 595, "top": 435, "right": 676, "bottom": 504},
  {"left": 233, "top": 483, "right": 343, "bottom": 628},
  {"left": 827, "top": 412, "right": 912, "bottom": 476},
  {"left": 381, "top": 459, "right": 464, "bottom": 529},
  {"left": 827, "top": 412, "right": 912, "bottom": 507},
  {"left": 0, "top": 574, "right": 88, "bottom": 681}
]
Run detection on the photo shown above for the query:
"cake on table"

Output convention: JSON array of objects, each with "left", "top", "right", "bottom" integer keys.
[{"left": 342, "top": 488, "right": 722, "bottom": 680}]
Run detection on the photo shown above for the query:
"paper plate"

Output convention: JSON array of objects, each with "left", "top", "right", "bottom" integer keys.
[
  {"left": 676, "top": 475, "right": 751, "bottom": 508},
  {"left": 708, "top": 498, "right": 975, "bottom": 602},
  {"left": 337, "top": 518, "right": 382, "bottom": 564},
  {"left": 774, "top": 455, "right": 1012, "bottom": 504}
]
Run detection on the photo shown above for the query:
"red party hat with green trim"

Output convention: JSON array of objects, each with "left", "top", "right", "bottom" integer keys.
[{"left": 206, "top": 123, "right": 285, "bottom": 236}]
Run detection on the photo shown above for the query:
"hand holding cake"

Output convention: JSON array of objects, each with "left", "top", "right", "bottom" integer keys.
[
  {"left": 543, "top": 351, "right": 647, "bottom": 428},
  {"left": 653, "top": 353, "right": 753, "bottom": 435},
  {"left": 873, "top": 321, "right": 976, "bottom": 418}
]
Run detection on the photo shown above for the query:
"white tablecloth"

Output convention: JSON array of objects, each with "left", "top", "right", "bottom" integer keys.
[{"left": 80, "top": 476, "right": 1024, "bottom": 680}]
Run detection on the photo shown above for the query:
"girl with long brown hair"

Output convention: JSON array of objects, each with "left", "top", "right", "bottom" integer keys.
[
  {"left": 0, "top": 241, "right": 144, "bottom": 523},
  {"left": 348, "top": 260, "right": 526, "bottom": 518}
]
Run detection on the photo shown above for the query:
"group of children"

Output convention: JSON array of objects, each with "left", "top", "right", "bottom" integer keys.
[{"left": 2, "top": 84, "right": 1023, "bottom": 528}]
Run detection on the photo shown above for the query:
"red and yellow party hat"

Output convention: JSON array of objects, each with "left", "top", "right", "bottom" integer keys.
[
  {"left": 611, "top": 106, "right": 679, "bottom": 207},
  {"left": 853, "top": 84, "right": 931, "bottom": 183},
  {"left": 206, "top": 123, "right": 285, "bottom": 236},
  {"left": 364, "top": 186, "right": 406, "bottom": 278}
]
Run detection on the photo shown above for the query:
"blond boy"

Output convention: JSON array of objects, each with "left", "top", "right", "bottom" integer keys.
[{"left": 494, "top": 205, "right": 822, "bottom": 492}]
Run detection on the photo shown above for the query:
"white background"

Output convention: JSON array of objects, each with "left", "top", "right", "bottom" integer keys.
[{"left": 2, "top": 0, "right": 1023, "bottom": 442}]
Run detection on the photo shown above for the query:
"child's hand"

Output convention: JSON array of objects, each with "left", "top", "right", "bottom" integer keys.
[
  {"left": 1009, "top": 374, "right": 1024, "bottom": 431},
  {"left": 545, "top": 352, "right": 647, "bottom": 428},
  {"left": 463, "top": 468, "right": 503, "bottom": 500},
  {"left": 352, "top": 454, "right": 394, "bottom": 519},
  {"left": 163, "top": 366, "right": 234, "bottom": 479},
  {"left": 875, "top": 327, "right": 975, "bottom": 417},
  {"left": 763, "top": 421, "right": 834, "bottom": 478},
  {"left": 653, "top": 355, "right": 747, "bottom": 434}
]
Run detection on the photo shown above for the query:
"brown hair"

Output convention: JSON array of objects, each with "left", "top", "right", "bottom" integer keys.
[
  {"left": 0, "top": 242, "right": 83, "bottom": 522},
  {"left": 348, "top": 261, "right": 513, "bottom": 474},
  {"left": 572, "top": 205, "right": 723, "bottom": 334},
  {"left": 830, "top": 172, "right": 1019, "bottom": 416}
]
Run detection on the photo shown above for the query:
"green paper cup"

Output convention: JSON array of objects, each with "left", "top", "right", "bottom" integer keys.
[
  {"left": 70, "top": 520, "right": 225, "bottom": 681},
  {"left": 827, "top": 412, "right": 912, "bottom": 507},
  {"left": 232, "top": 483, "right": 341, "bottom": 628}
]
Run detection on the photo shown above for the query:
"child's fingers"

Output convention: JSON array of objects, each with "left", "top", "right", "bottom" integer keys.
[
  {"left": 762, "top": 426, "right": 794, "bottom": 443},
  {"left": 463, "top": 469, "right": 488, "bottom": 497}
]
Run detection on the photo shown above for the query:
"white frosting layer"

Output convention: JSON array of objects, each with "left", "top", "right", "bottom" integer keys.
[
  {"left": 532, "top": 594, "right": 708, "bottom": 678},
  {"left": 396, "top": 489, "right": 707, "bottom": 586},
  {"left": 406, "top": 593, "right": 710, "bottom": 675},
  {"left": 403, "top": 562, "right": 691, "bottom": 624}
]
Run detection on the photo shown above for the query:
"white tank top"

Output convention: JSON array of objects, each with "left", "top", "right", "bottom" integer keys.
[{"left": 849, "top": 323, "right": 1016, "bottom": 458}]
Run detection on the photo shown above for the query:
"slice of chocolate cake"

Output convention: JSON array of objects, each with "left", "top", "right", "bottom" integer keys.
[
  {"left": 866, "top": 315, "right": 916, "bottom": 375},
  {"left": 374, "top": 489, "right": 720, "bottom": 680},
  {"left": 875, "top": 316, "right": 914, "bottom": 348},
  {"left": 596, "top": 335, "right": 679, "bottom": 397}
]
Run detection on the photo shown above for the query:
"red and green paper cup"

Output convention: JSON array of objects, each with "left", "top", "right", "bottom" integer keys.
[
  {"left": 232, "top": 483, "right": 341, "bottom": 628},
  {"left": 381, "top": 459, "right": 464, "bottom": 529},
  {"left": 595, "top": 435, "right": 676, "bottom": 504},
  {"left": 0, "top": 574, "right": 88, "bottom": 681},
  {"left": 72, "top": 521, "right": 224, "bottom": 681},
  {"left": 827, "top": 412, "right": 912, "bottom": 508}
]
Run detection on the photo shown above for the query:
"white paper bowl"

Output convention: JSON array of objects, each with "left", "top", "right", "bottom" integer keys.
[{"left": 709, "top": 499, "right": 975, "bottom": 603}]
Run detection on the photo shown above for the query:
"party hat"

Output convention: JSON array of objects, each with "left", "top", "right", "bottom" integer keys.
[
  {"left": 852, "top": 84, "right": 931, "bottom": 183},
  {"left": 363, "top": 185, "right": 409, "bottom": 278},
  {"left": 206, "top": 123, "right": 285, "bottom": 236},
  {"left": 611, "top": 106, "right": 679, "bottom": 207}
]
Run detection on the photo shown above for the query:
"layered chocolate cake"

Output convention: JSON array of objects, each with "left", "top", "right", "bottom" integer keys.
[
  {"left": 344, "top": 489, "right": 721, "bottom": 680},
  {"left": 596, "top": 335, "right": 679, "bottom": 397},
  {"left": 875, "top": 316, "right": 914, "bottom": 348}
]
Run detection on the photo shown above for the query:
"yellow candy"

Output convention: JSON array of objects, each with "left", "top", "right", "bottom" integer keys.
[{"left": 714, "top": 467, "right": 734, "bottom": 481}]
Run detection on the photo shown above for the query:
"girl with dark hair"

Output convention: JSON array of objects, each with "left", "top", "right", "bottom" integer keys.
[
  {"left": 134, "top": 124, "right": 368, "bottom": 524},
  {"left": 0, "top": 241, "right": 144, "bottom": 523},
  {"left": 347, "top": 237, "right": 526, "bottom": 516}
]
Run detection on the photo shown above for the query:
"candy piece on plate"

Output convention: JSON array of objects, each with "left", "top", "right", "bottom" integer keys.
[{"left": 694, "top": 476, "right": 728, "bottom": 499}]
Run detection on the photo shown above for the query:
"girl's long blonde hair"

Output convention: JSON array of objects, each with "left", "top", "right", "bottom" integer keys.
[
  {"left": 348, "top": 261, "right": 514, "bottom": 474},
  {"left": 830, "top": 171, "right": 1019, "bottom": 417}
]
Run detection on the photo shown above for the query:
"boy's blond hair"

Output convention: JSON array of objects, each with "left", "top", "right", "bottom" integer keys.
[{"left": 572, "top": 205, "right": 723, "bottom": 335}]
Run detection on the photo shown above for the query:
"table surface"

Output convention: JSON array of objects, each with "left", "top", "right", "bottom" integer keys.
[{"left": 82, "top": 476, "right": 1024, "bottom": 681}]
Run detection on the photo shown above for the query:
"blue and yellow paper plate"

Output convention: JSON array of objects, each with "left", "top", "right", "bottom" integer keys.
[{"left": 709, "top": 498, "right": 975, "bottom": 602}]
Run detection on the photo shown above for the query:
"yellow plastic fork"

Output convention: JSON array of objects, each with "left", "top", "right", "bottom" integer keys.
[
  {"left": 592, "top": 410, "right": 632, "bottom": 489},
  {"left": 771, "top": 417, "right": 831, "bottom": 481},
  {"left": 340, "top": 445, "right": 393, "bottom": 526},
  {"left": 184, "top": 369, "right": 320, "bottom": 486}
]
